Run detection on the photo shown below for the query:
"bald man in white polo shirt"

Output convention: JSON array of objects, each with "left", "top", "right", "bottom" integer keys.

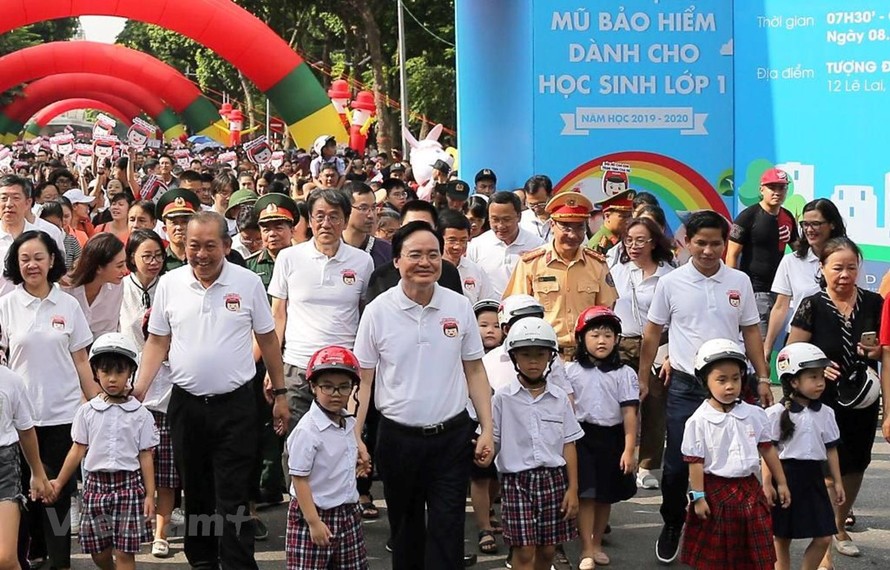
[
  {"left": 135, "top": 211, "right": 287, "bottom": 570},
  {"left": 354, "top": 221, "right": 495, "bottom": 570}
]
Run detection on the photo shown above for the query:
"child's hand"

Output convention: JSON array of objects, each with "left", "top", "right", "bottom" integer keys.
[
  {"left": 620, "top": 451, "right": 636, "bottom": 475},
  {"left": 355, "top": 454, "right": 372, "bottom": 478},
  {"left": 144, "top": 497, "right": 156, "bottom": 520},
  {"left": 762, "top": 483, "right": 777, "bottom": 505},
  {"left": 693, "top": 498, "right": 710, "bottom": 520},
  {"left": 30, "top": 476, "right": 53, "bottom": 504},
  {"left": 48, "top": 479, "right": 63, "bottom": 503},
  {"left": 308, "top": 519, "right": 333, "bottom": 547},
  {"left": 776, "top": 483, "right": 791, "bottom": 508},
  {"left": 834, "top": 482, "right": 846, "bottom": 506},
  {"left": 561, "top": 489, "right": 579, "bottom": 521}
]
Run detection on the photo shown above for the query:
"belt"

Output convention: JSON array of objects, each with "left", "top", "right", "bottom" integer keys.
[
  {"left": 173, "top": 381, "right": 251, "bottom": 404},
  {"left": 381, "top": 410, "right": 469, "bottom": 437}
]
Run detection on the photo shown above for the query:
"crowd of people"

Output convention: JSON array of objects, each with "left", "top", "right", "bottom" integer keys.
[{"left": 0, "top": 138, "right": 886, "bottom": 570}]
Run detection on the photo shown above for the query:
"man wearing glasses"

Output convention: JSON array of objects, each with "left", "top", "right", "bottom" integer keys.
[
  {"left": 268, "top": 188, "right": 374, "bottom": 431},
  {"left": 725, "top": 167, "right": 799, "bottom": 336},
  {"left": 381, "top": 178, "right": 409, "bottom": 214},
  {"left": 503, "top": 191, "right": 618, "bottom": 355},
  {"left": 342, "top": 180, "right": 393, "bottom": 268},
  {"left": 519, "top": 175, "right": 555, "bottom": 241}
]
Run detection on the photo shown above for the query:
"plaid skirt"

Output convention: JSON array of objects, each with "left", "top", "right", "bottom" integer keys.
[
  {"left": 286, "top": 500, "right": 368, "bottom": 570},
  {"left": 150, "top": 410, "right": 180, "bottom": 489},
  {"left": 681, "top": 474, "right": 775, "bottom": 570},
  {"left": 501, "top": 466, "right": 578, "bottom": 547},
  {"left": 80, "top": 470, "right": 151, "bottom": 554}
]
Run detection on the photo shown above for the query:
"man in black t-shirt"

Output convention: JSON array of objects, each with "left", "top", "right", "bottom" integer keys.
[{"left": 726, "top": 167, "right": 799, "bottom": 336}]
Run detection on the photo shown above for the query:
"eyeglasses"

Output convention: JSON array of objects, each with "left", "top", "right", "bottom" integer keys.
[
  {"left": 402, "top": 251, "right": 441, "bottom": 262},
  {"left": 0, "top": 193, "right": 25, "bottom": 204},
  {"left": 527, "top": 202, "right": 547, "bottom": 210},
  {"left": 623, "top": 237, "right": 653, "bottom": 247},
  {"left": 389, "top": 191, "right": 408, "bottom": 199},
  {"left": 800, "top": 221, "right": 826, "bottom": 229},
  {"left": 315, "top": 384, "right": 354, "bottom": 396},
  {"left": 553, "top": 221, "right": 586, "bottom": 235},
  {"left": 311, "top": 213, "right": 344, "bottom": 225},
  {"left": 239, "top": 236, "right": 263, "bottom": 245},
  {"left": 139, "top": 253, "right": 165, "bottom": 264},
  {"left": 353, "top": 205, "right": 374, "bottom": 214}
]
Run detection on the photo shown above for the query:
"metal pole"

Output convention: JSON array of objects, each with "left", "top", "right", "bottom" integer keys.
[
  {"left": 265, "top": 98, "right": 271, "bottom": 141},
  {"left": 397, "top": 0, "right": 409, "bottom": 158}
]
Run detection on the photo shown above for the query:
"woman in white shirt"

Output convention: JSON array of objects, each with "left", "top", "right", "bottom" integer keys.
[
  {"left": 0, "top": 230, "right": 96, "bottom": 570},
  {"left": 64, "top": 233, "right": 127, "bottom": 338},
  {"left": 610, "top": 216, "right": 674, "bottom": 490}
]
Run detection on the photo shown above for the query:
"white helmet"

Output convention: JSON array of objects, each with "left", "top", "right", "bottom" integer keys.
[
  {"left": 473, "top": 298, "right": 501, "bottom": 317},
  {"left": 836, "top": 363, "right": 881, "bottom": 410},
  {"left": 776, "top": 343, "right": 831, "bottom": 378},
  {"left": 505, "top": 317, "right": 558, "bottom": 353},
  {"left": 89, "top": 333, "right": 140, "bottom": 368},
  {"left": 694, "top": 339, "right": 747, "bottom": 377},
  {"left": 312, "top": 135, "right": 335, "bottom": 156},
  {"left": 498, "top": 294, "right": 544, "bottom": 327}
]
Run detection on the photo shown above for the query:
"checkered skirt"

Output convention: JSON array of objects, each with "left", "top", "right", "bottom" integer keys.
[
  {"left": 80, "top": 470, "right": 151, "bottom": 554},
  {"left": 286, "top": 499, "right": 368, "bottom": 570},
  {"left": 681, "top": 474, "right": 776, "bottom": 570},
  {"left": 150, "top": 410, "right": 180, "bottom": 489},
  {"left": 501, "top": 466, "right": 578, "bottom": 547}
]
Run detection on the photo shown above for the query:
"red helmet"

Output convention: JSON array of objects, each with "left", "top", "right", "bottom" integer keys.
[
  {"left": 306, "top": 346, "right": 361, "bottom": 384},
  {"left": 575, "top": 306, "right": 622, "bottom": 336}
]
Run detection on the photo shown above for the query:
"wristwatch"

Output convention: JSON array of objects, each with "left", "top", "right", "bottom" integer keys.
[
  {"left": 687, "top": 490, "right": 706, "bottom": 503},
  {"left": 757, "top": 376, "right": 772, "bottom": 384},
  {"left": 271, "top": 388, "right": 288, "bottom": 397}
]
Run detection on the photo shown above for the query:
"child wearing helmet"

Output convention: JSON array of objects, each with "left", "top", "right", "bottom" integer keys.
[
  {"left": 764, "top": 343, "right": 844, "bottom": 570},
  {"left": 50, "top": 332, "right": 159, "bottom": 570},
  {"left": 493, "top": 317, "right": 583, "bottom": 570},
  {"left": 566, "top": 305, "right": 638, "bottom": 568},
  {"left": 680, "top": 339, "right": 790, "bottom": 570},
  {"left": 285, "top": 345, "right": 369, "bottom": 570}
]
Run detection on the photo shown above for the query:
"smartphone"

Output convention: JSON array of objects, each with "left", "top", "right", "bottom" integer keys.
[{"left": 860, "top": 331, "right": 877, "bottom": 347}]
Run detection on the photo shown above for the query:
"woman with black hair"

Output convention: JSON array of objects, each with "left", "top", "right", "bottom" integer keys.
[
  {"left": 65, "top": 233, "right": 127, "bottom": 337},
  {"left": 465, "top": 195, "right": 490, "bottom": 240}
]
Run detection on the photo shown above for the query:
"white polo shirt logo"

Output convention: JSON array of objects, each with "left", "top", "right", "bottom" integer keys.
[
  {"left": 225, "top": 293, "right": 241, "bottom": 312},
  {"left": 727, "top": 290, "right": 741, "bottom": 308},
  {"left": 341, "top": 269, "right": 356, "bottom": 285},
  {"left": 464, "top": 278, "right": 476, "bottom": 290},
  {"left": 51, "top": 315, "right": 65, "bottom": 330},
  {"left": 442, "top": 318, "right": 459, "bottom": 338}
]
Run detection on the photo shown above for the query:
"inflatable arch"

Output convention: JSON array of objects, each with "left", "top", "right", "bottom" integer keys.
[
  {"left": 1, "top": 0, "right": 348, "bottom": 148},
  {"left": 29, "top": 99, "right": 132, "bottom": 132},
  {"left": 14, "top": 93, "right": 143, "bottom": 144},
  {"left": 0, "top": 74, "right": 181, "bottom": 142},
  {"left": 0, "top": 42, "right": 225, "bottom": 143}
]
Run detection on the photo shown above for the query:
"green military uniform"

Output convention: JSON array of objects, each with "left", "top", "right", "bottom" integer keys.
[
  {"left": 165, "top": 247, "right": 187, "bottom": 273},
  {"left": 588, "top": 225, "right": 619, "bottom": 255},
  {"left": 245, "top": 248, "right": 276, "bottom": 291},
  {"left": 587, "top": 188, "right": 636, "bottom": 256}
]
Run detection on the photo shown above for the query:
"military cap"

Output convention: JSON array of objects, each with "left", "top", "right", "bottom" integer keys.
[
  {"left": 595, "top": 189, "right": 636, "bottom": 213},
  {"left": 254, "top": 193, "right": 298, "bottom": 225},
  {"left": 446, "top": 179, "right": 470, "bottom": 201},
  {"left": 156, "top": 188, "right": 201, "bottom": 220},
  {"left": 225, "top": 189, "right": 259, "bottom": 219}
]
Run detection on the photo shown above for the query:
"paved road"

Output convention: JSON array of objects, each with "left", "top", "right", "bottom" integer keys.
[{"left": 65, "top": 431, "right": 890, "bottom": 569}]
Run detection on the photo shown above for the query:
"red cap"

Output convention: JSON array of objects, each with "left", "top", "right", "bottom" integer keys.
[{"left": 760, "top": 168, "right": 789, "bottom": 185}]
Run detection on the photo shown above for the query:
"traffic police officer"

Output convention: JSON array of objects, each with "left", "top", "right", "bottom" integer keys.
[{"left": 588, "top": 189, "right": 635, "bottom": 255}]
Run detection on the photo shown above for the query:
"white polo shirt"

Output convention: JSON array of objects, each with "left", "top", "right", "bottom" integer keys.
[
  {"left": 771, "top": 251, "right": 821, "bottom": 331},
  {"left": 148, "top": 261, "right": 275, "bottom": 396},
  {"left": 565, "top": 362, "right": 639, "bottom": 426},
  {"left": 72, "top": 396, "right": 159, "bottom": 473},
  {"left": 647, "top": 262, "right": 759, "bottom": 375},
  {"left": 766, "top": 401, "right": 840, "bottom": 461},
  {"left": 66, "top": 282, "right": 124, "bottom": 337},
  {"left": 0, "top": 366, "right": 35, "bottom": 447},
  {"left": 32, "top": 217, "right": 67, "bottom": 256},
  {"left": 610, "top": 261, "right": 673, "bottom": 337},
  {"left": 354, "top": 284, "right": 484, "bottom": 426},
  {"left": 681, "top": 401, "right": 772, "bottom": 478},
  {"left": 519, "top": 209, "right": 552, "bottom": 241},
  {"left": 0, "top": 220, "right": 40, "bottom": 298},
  {"left": 0, "top": 285, "right": 93, "bottom": 425},
  {"left": 493, "top": 379, "right": 583, "bottom": 474},
  {"left": 467, "top": 228, "right": 544, "bottom": 298},
  {"left": 286, "top": 401, "right": 359, "bottom": 510},
  {"left": 268, "top": 241, "right": 374, "bottom": 369},
  {"left": 456, "top": 256, "right": 497, "bottom": 305}
]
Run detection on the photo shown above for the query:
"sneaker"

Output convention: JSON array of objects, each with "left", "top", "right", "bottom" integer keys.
[
  {"left": 253, "top": 517, "right": 269, "bottom": 541},
  {"left": 385, "top": 538, "right": 393, "bottom": 553},
  {"left": 637, "top": 470, "right": 660, "bottom": 490},
  {"left": 656, "top": 524, "right": 682, "bottom": 564},
  {"left": 505, "top": 546, "right": 513, "bottom": 568},
  {"left": 70, "top": 496, "right": 82, "bottom": 535},
  {"left": 552, "top": 544, "right": 573, "bottom": 569},
  {"left": 463, "top": 553, "right": 477, "bottom": 566},
  {"left": 170, "top": 508, "right": 185, "bottom": 527}
]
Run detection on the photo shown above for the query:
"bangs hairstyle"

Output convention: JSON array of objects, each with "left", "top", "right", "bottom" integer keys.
[
  {"left": 90, "top": 352, "right": 137, "bottom": 376},
  {"left": 619, "top": 217, "right": 674, "bottom": 265},
  {"left": 574, "top": 320, "right": 622, "bottom": 371},
  {"left": 126, "top": 229, "right": 166, "bottom": 273},
  {"left": 794, "top": 199, "right": 847, "bottom": 258},
  {"left": 3, "top": 230, "right": 67, "bottom": 284},
  {"left": 69, "top": 233, "right": 125, "bottom": 287}
]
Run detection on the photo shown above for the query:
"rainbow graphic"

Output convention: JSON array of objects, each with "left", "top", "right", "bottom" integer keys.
[{"left": 554, "top": 151, "right": 731, "bottom": 218}]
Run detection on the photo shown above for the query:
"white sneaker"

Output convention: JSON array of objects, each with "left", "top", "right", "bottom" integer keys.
[
  {"left": 70, "top": 495, "right": 82, "bottom": 535},
  {"left": 170, "top": 507, "right": 185, "bottom": 526},
  {"left": 636, "top": 470, "right": 660, "bottom": 490}
]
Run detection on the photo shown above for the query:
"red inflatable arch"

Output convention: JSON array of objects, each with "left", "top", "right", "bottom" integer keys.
[
  {"left": 31, "top": 99, "right": 133, "bottom": 128},
  {"left": 0, "top": 0, "right": 347, "bottom": 147},
  {"left": 0, "top": 42, "right": 224, "bottom": 142}
]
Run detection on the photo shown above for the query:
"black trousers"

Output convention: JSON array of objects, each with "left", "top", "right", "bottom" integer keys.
[
  {"left": 377, "top": 413, "right": 474, "bottom": 570},
  {"left": 356, "top": 390, "right": 380, "bottom": 497},
  {"left": 18, "top": 424, "right": 76, "bottom": 569},
  {"left": 169, "top": 383, "right": 259, "bottom": 570}
]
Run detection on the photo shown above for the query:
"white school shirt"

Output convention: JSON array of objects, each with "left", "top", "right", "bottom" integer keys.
[
  {"left": 765, "top": 401, "right": 841, "bottom": 461},
  {"left": 0, "top": 285, "right": 93, "bottom": 425},
  {"left": 286, "top": 401, "right": 359, "bottom": 510},
  {"left": 119, "top": 276, "right": 172, "bottom": 413},
  {"left": 0, "top": 366, "right": 35, "bottom": 447},
  {"left": 610, "top": 261, "right": 673, "bottom": 337},
  {"left": 565, "top": 362, "right": 639, "bottom": 426},
  {"left": 647, "top": 262, "right": 760, "bottom": 375},
  {"left": 467, "top": 228, "right": 545, "bottom": 298},
  {"left": 681, "top": 401, "right": 772, "bottom": 478},
  {"left": 519, "top": 209, "right": 552, "bottom": 241},
  {"left": 354, "top": 284, "right": 485, "bottom": 426},
  {"left": 66, "top": 282, "right": 124, "bottom": 337},
  {"left": 770, "top": 251, "right": 821, "bottom": 332},
  {"left": 148, "top": 261, "right": 275, "bottom": 396},
  {"left": 72, "top": 396, "right": 159, "bottom": 473},
  {"left": 493, "top": 378, "right": 583, "bottom": 474},
  {"left": 456, "top": 256, "right": 497, "bottom": 305},
  {"left": 0, "top": 220, "right": 40, "bottom": 298},
  {"left": 268, "top": 241, "right": 373, "bottom": 369}
]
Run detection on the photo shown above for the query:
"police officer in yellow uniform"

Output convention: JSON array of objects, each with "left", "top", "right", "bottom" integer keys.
[
  {"left": 245, "top": 193, "right": 298, "bottom": 292},
  {"left": 587, "top": 189, "right": 635, "bottom": 255},
  {"left": 156, "top": 188, "right": 203, "bottom": 273},
  {"left": 504, "top": 190, "right": 618, "bottom": 353}
]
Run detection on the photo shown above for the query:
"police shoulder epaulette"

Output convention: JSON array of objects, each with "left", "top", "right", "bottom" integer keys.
[
  {"left": 582, "top": 248, "right": 607, "bottom": 262},
  {"left": 521, "top": 248, "right": 547, "bottom": 262}
]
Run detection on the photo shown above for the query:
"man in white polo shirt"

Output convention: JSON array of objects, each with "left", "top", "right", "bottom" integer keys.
[
  {"left": 135, "top": 211, "right": 288, "bottom": 570},
  {"left": 0, "top": 175, "right": 58, "bottom": 297},
  {"left": 268, "top": 187, "right": 374, "bottom": 431},
  {"left": 354, "top": 221, "right": 494, "bottom": 570},
  {"left": 637, "top": 210, "right": 773, "bottom": 565},
  {"left": 467, "top": 191, "right": 544, "bottom": 298}
]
